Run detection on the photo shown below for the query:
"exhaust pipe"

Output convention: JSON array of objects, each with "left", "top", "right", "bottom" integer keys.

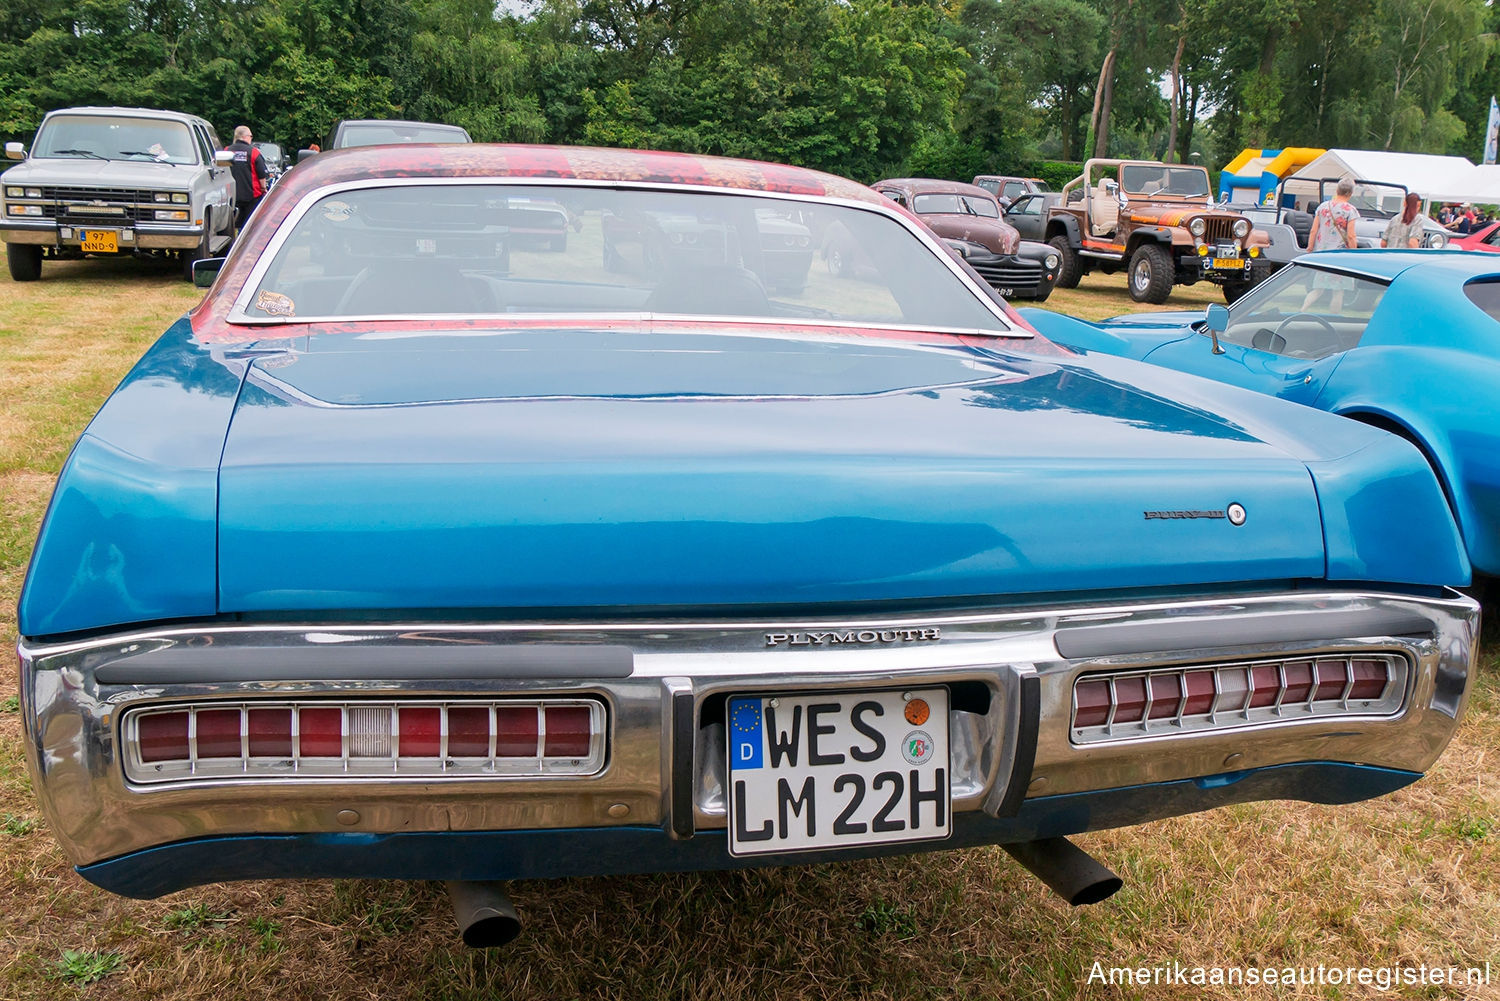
[
  {"left": 446, "top": 880, "right": 521, "bottom": 948},
  {"left": 1002, "top": 837, "right": 1123, "bottom": 906}
]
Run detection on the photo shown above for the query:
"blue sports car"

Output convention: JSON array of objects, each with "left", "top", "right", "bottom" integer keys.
[
  {"left": 17, "top": 149, "right": 1480, "bottom": 947},
  {"left": 1025, "top": 250, "right": 1500, "bottom": 578}
]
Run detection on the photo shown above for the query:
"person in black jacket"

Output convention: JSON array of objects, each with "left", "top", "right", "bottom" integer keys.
[{"left": 226, "top": 125, "right": 270, "bottom": 232}]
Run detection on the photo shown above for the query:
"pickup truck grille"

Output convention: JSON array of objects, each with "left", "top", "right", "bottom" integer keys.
[
  {"left": 40, "top": 186, "right": 157, "bottom": 203},
  {"left": 45, "top": 203, "right": 155, "bottom": 223}
]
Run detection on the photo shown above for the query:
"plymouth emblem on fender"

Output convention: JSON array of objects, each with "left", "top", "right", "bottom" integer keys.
[{"left": 764, "top": 628, "right": 941, "bottom": 647}]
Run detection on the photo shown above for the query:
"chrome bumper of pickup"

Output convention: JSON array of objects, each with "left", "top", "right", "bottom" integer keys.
[
  {"left": 20, "top": 588, "right": 1479, "bottom": 869},
  {"left": 0, "top": 221, "right": 203, "bottom": 250}
]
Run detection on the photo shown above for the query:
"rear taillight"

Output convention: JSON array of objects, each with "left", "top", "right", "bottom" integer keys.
[
  {"left": 122, "top": 700, "right": 606, "bottom": 783},
  {"left": 1071, "top": 654, "right": 1404, "bottom": 743}
]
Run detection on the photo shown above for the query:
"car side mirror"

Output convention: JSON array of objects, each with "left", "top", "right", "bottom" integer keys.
[
  {"left": 214, "top": 150, "right": 234, "bottom": 167},
  {"left": 192, "top": 257, "right": 226, "bottom": 289},
  {"left": 4, "top": 141, "right": 25, "bottom": 160},
  {"left": 297, "top": 148, "right": 318, "bottom": 164},
  {"left": 1205, "top": 303, "right": 1229, "bottom": 355}
]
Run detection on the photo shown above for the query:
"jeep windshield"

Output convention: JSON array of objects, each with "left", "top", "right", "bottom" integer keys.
[
  {"left": 32, "top": 115, "right": 199, "bottom": 165},
  {"left": 240, "top": 182, "right": 1015, "bottom": 333},
  {"left": 1120, "top": 165, "right": 1211, "bottom": 198}
]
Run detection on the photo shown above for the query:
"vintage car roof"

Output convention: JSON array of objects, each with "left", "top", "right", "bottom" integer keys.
[
  {"left": 875, "top": 178, "right": 1000, "bottom": 202},
  {"left": 1294, "top": 248, "right": 1500, "bottom": 282}
]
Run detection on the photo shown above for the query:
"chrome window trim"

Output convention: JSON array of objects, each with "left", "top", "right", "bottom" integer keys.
[{"left": 225, "top": 176, "right": 1026, "bottom": 337}]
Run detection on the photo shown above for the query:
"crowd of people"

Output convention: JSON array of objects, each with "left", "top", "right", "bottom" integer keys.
[{"left": 1436, "top": 203, "right": 1495, "bottom": 233}]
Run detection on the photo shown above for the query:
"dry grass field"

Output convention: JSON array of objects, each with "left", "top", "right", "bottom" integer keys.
[{"left": 0, "top": 261, "right": 1495, "bottom": 1000}]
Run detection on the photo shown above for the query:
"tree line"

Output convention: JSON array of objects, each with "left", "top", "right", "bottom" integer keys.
[{"left": 1, "top": 0, "right": 1496, "bottom": 184}]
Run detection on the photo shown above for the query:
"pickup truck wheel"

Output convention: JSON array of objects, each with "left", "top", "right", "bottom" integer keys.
[
  {"left": 1048, "top": 236, "right": 1081, "bottom": 289},
  {"left": 7, "top": 243, "right": 42, "bottom": 282},
  {"left": 1128, "top": 243, "right": 1174, "bottom": 304}
]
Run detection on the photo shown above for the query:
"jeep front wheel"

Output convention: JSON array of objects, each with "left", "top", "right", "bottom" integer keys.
[
  {"left": 7, "top": 243, "right": 42, "bottom": 282},
  {"left": 1128, "top": 243, "right": 1174, "bottom": 304},
  {"left": 1048, "top": 235, "right": 1081, "bottom": 289}
]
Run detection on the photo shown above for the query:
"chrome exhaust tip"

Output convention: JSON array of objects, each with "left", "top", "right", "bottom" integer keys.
[{"left": 445, "top": 880, "right": 522, "bottom": 948}]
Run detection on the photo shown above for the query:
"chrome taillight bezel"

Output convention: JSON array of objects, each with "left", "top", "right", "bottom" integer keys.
[{"left": 121, "top": 698, "right": 608, "bottom": 784}]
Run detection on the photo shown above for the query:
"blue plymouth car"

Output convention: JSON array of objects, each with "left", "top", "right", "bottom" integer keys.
[
  {"left": 1023, "top": 251, "right": 1500, "bottom": 578},
  {"left": 18, "top": 148, "right": 1479, "bottom": 946}
]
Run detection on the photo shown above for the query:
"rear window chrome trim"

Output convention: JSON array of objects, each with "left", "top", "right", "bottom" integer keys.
[{"left": 225, "top": 176, "right": 1026, "bottom": 337}]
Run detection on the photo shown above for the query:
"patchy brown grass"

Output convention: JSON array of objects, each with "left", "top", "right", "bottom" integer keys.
[{"left": 0, "top": 262, "right": 1495, "bottom": 1000}]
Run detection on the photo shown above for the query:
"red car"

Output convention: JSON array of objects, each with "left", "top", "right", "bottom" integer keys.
[{"left": 1450, "top": 220, "right": 1500, "bottom": 252}]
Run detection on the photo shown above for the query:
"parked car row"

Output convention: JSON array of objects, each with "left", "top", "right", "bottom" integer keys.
[{"left": 14, "top": 142, "right": 1482, "bottom": 951}]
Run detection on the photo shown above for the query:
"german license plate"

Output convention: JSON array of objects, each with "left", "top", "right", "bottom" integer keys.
[
  {"left": 727, "top": 688, "right": 950, "bottom": 855},
  {"left": 1212, "top": 257, "right": 1245, "bottom": 269},
  {"left": 81, "top": 230, "right": 118, "bottom": 253}
]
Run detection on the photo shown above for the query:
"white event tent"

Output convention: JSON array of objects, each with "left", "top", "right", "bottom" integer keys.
[{"left": 1288, "top": 149, "right": 1483, "bottom": 204}]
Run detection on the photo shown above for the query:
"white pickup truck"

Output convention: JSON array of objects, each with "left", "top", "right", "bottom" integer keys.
[{"left": 2, "top": 106, "right": 237, "bottom": 281}]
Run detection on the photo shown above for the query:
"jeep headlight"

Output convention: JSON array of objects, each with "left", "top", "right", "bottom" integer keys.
[
  {"left": 1189, "top": 218, "right": 1206, "bottom": 237},
  {"left": 1045, "top": 253, "right": 1060, "bottom": 269},
  {"left": 1429, "top": 232, "right": 1447, "bottom": 248},
  {"left": 1233, "top": 218, "right": 1251, "bottom": 238}
]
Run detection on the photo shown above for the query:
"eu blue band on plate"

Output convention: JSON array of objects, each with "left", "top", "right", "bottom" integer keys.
[{"left": 729, "top": 697, "right": 764, "bottom": 769}]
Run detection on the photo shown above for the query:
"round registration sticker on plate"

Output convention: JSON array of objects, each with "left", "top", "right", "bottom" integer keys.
[{"left": 725, "top": 688, "right": 950, "bottom": 856}]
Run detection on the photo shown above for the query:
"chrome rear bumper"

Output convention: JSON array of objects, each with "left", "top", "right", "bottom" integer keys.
[{"left": 20, "top": 588, "right": 1479, "bottom": 874}]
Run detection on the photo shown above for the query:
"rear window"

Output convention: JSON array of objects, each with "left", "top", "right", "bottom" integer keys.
[
  {"left": 336, "top": 123, "right": 470, "bottom": 147},
  {"left": 1463, "top": 279, "right": 1500, "bottom": 321},
  {"left": 241, "top": 182, "right": 1013, "bottom": 332}
]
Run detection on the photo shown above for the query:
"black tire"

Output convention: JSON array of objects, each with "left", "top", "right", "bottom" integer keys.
[
  {"left": 1048, "top": 235, "right": 1081, "bottom": 289},
  {"left": 1128, "top": 243, "right": 1174, "bottom": 304},
  {"left": 1222, "top": 280, "right": 1252, "bottom": 304},
  {"left": 7, "top": 243, "right": 42, "bottom": 282}
]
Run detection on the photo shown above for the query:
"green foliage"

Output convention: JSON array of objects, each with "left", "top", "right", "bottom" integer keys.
[
  {"left": 2, "top": 813, "right": 38, "bottom": 837},
  {"left": 49, "top": 949, "right": 124, "bottom": 985},
  {"left": 164, "top": 903, "right": 233, "bottom": 931},
  {"left": 0, "top": 0, "right": 1492, "bottom": 179},
  {"left": 1035, "top": 160, "right": 1084, "bottom": 189},
  {"left": 854, "top": 900, "right": 919, "bottom": 937},
  {"left": 1, "top": 694, "right": 18, "bottom": 712}
]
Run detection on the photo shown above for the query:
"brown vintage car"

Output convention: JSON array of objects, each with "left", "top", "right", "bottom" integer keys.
[
  {"left": 1043, "top": 159, "right": 1271, "bottom": 304},
  {"left": 870, "top": 178, "right": 1057, "bottom": 300}
]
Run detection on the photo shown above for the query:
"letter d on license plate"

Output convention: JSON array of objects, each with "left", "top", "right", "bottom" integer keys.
[{"left": 727, "top": 689, "right": 950, "bottom": 855}]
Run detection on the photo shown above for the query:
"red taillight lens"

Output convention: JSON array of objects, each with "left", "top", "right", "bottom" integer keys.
[
  {"left": 1147, "top": 674, "right": 1181, "bottom": 719},
  {"left": 1282, "top": 661, "right": 1314, "bottom": 704},
  {"left": 1349, "top": 659, "right": 1388, "bottom": 700},
  {"left": 248, "top": 708, "right": 293, "bottom": 757},
  {"left": 1248, "top": 665, "right": 1280, "bottom": 708},
  {"left": 447, "top": 706, "right": 491, "bottom": 757},
  {"left": 299, "top": 707, "right": 343, "bottom": 757},
  {"left": 195, "top": 709, "right": 242, "bottom": 759},
  {"left": 1182, "top": 671, "right": 1215, "bottom": 715},
  {"left": 398, "top": 707, "right": 441, "bottom": 758},
  {"left": 1113, "top": 677, "right": 1148, "bottom": 723},
  {"left": 1073, "top": 679, "right": 1111, "bottom": 727},
  {"left": 495, "top": 707, "right": 539, "bottom": 757},
  {"left": 545, "top": 706, "right": 592, "bottom": 757},
  {"left": 137, "top": 711, "right": 189, "bottom": 762},
  {"left": 1314, "top": 660, "right": 1348, "bottom": 700}
]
